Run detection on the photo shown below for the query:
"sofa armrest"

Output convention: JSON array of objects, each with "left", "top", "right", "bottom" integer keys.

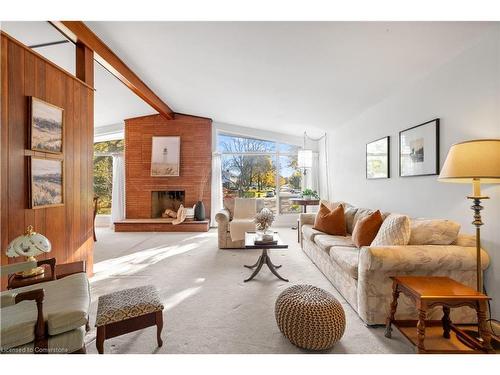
[
  {"left": 359, "top": 245, "right": 490, "bottom": 273},
  {"left": 215, "top": 209, "right": 231, "bottom": 225},
  {"left": 299, "top": 213, "right": 316, "bottom": 228}
]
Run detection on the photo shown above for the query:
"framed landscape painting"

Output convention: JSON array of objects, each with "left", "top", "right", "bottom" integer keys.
[
  {"left": 366, "top": 136, "right": 390, "bottom": 179},
  {"left": 399, "top": 118, "right": 440, "bottom": 177},
  {"left": 30, "top": 157, "right": 64, "bottom": 209},
  {"left": 30, "top": 97, "right": 64, "bottom": 154},
  {"left": 151, "top": 136, "right": 180, "bottom": 177}
]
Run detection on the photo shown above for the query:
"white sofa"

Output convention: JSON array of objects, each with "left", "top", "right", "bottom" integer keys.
[{"left": 299, "top": 201, "right": 490, "bottom": 326}]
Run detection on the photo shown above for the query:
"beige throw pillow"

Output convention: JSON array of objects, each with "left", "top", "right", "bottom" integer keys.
[
  {"left": 345, "top": 207, "right": 358, "bottom": 234},
  {"left": 371, "top": 214, "right": 410, "bottom": 246},
  {"left": 409, "top": 219, "right": 461, "bottom": 245},
  {"left": 172, "top": 205, "right": 187, "bottom": 225}
]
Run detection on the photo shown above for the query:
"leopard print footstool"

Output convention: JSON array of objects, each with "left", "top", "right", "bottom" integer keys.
[
  {"left": 275, "top": 284, "right": 346, "bottom": 350},
  {"left": 95, "top": 285, "right": 164, "bottom": 353}
]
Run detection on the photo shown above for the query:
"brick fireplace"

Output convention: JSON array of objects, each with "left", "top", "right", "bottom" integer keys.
[{"left": 114, "top": 113, "right": 212, "bottom": 232}]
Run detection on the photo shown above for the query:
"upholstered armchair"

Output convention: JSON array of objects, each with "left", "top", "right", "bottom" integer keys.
[
  {"left": 0, "top": 259, "right": 90, "bottom": 354},
  {"left": 216, "top": 198, "right": 264, "bottom": 249}
]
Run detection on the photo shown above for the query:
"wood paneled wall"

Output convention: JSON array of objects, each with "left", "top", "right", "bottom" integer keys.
[
  {"left": 1, "top": 33, "right": 94, "bottom": 287},
  {"left": 125, "top": 113, "right": 212, "bottom": 220}
]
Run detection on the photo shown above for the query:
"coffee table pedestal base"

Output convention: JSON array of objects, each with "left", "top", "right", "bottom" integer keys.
[{"left": 244, "top": 249, "right": 288, "bottom": 282}]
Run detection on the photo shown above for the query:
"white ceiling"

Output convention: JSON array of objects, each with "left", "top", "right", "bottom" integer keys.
[
  {"left": 0, "top": 21, "right": 155, "bottom": 129},
  {"left": 1, "top": 22, "right": 498, "bottom": 136},
  {"left": 86, "top": 21, "right": 497, "bottom": 136}
]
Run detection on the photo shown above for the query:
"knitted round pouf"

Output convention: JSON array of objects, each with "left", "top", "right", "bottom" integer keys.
[{"left": 275, "top": 284, "right": 346, "bottom": 350}]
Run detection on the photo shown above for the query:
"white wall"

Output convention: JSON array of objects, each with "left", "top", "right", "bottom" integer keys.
[{"left": 328, "top": 27, "right": 500, "bottom": 316}]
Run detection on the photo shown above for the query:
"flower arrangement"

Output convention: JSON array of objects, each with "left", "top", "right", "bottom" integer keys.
[{"left": 254, "top": 208, "right": 275, "bottom": 232}]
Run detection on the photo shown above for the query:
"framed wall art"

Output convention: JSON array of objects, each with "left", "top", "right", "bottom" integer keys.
[
  {"left": 366, "top": 136, "right": 390, "bottom": 179},
  {"left": 30, "top": 97, "right": 64, "bottom": 154},
  {"left": 30, "top": 157, "right": 64, "bottom": 209},
  {"left": 151, "top": 136, "right": 181, "bottom": 177},
  {"left": 399, "top": 119, "right": 440, "bottom": 177}
]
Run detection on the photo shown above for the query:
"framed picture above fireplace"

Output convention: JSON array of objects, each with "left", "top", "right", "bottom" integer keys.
[{"left": 151, "top": 136, "right": 180, "bottom": 177}]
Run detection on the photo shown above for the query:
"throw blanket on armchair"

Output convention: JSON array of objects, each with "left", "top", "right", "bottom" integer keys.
[{"left": 229, "top": 198, "right": 257, "bottom": 241}]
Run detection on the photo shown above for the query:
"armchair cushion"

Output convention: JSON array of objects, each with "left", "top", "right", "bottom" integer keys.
[
  {"left": 0, "top": 273, "right": 90, "bottom": 350},
  {"left": 233, "top": 198, "right": 256, "bottom": 219},
  {"left": 0, "top": 299, "right": 36, "bottom": 349}
]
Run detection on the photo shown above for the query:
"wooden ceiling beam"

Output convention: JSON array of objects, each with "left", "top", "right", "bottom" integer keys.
[{"left": 51, "top": 21, "right": 174, "bottom": 120}]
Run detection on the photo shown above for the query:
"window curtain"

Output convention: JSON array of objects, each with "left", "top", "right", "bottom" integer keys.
[
  {"left": 304, "top": 152, "right": 320, "bottom": 193},
  {"left": 210, "top": 152, "right": 223, "bottom": 227},
  {"left": 111, "top": 154, "right": 125, "bottom": 225},
  {"left": 318, "top": 134, "right": 330, "bottom": 201}
]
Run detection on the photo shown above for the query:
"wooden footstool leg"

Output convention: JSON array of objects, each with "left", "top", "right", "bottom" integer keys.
[
  {"left": 416, "top": 304, "right": 427, "bottom": 354},
  {"left": 477, "top": 300, "right": 494, "bottom": 353},
  {"left": 156, "top": 311, "right": 163, "bottom": 347},
  {"left": 96, "top": 326, "right": 106, "bottom": 354},
  {"left": 442, "top": 306, "right": 451, "bottom": 339},
  {"left": 385, "top": 280, "right": 400, "bottom": 338}
]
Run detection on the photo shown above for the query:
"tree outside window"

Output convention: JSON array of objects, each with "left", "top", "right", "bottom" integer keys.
[
  {"left": 93, "top": 140, "right": 124, "bottom": 214},
  {"left": 219, "top": 133, "right": 302, "bottom": 214}
]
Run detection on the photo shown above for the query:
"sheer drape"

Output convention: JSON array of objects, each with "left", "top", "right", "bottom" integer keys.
[
  {"left": 111, "top": 154, "right": 125, "bottom": 225},
  {"left": 318, "top": 134, "right": 330, "bottom": 201},
  {"left": 210, "top": 152, "right": 223, "bottom": 227}
]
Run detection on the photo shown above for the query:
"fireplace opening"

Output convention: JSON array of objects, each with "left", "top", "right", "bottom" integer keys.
[{"left": 151, "top": 191, "right": 185, "bottom": 218}]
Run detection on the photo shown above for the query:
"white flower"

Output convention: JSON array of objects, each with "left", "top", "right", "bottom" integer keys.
[{"left": 254, "top": 208, "right": 275, "bottom": 231}]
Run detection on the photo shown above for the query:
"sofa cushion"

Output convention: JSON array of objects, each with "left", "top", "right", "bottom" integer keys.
[
  {"left": 301, "top": 224, "right": 324, "bottom": 242},
  {"left": 409, "top": 218, "right": 461, "bottom": 245},
  {"left": 329, "top": 246, "right": 360, "bottom": 279},
  {"left": 371, "top": 214, "right": 411, "bottom": 246},
  {"left": 345, "top": 206, "right": 358, "bottom": 234},
  {"left": 0, "top": 273, "right": 90, "bottom": 350},
  {"left": 314, "top": 234, "right": 356, "bottom": 253},
  {"left": 313, "top": 203, "right": 347, "bottom": 236},
  {"left": 352, "top": 210, "right": 384, "bottom": 247}
]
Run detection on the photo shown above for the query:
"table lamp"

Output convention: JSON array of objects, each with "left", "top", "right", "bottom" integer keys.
[
  {"left": 6, "top": 225, "right": 52, "bottom": 278},
  {"left": 438, "top": 139, "right": 500, "bottom": 292}
]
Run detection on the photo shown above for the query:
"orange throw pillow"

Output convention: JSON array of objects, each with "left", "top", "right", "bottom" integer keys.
[
  {"left": 313, "top": 203, "right": 347, "bottom": 236},
  {"left": 352, "top": 210, "right": 383, "bottom": 247}
]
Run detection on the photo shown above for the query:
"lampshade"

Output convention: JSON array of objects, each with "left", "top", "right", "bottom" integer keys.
[
  {"left": 439, "top": 139, "right": 500, "bottom": 184},
  {"left": 298, "top": 149, "right": 313, "bottom": 169},
  {"left": 6, "top": 225, "right": 51, "bottom": 259}
]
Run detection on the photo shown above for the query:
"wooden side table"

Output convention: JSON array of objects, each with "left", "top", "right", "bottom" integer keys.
[
  {"left": 289, "top": 198, "right": 320, "bottom": 213},
  {"left": 385, "top": 276, "right": 494, "bottom": 354},
  {"left": 7, "top": 260, "right": 86, "bottom": 289}
]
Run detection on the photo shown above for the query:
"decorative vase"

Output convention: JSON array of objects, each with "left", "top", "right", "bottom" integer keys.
[
  {"left": 194, "top": 201, "right": 206, "bottom": 221},
  {"left": 303, "top": 195, "right": 312, "bottom": 200}
]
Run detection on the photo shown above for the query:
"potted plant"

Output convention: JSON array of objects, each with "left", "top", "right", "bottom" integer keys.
[{"left": 302, "top": 188, "right": 319, "bottom": 200}]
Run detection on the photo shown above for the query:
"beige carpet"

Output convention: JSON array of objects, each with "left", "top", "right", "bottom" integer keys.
[{"left": 85, "top": 227, "right": 413, "bottom": 354}]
